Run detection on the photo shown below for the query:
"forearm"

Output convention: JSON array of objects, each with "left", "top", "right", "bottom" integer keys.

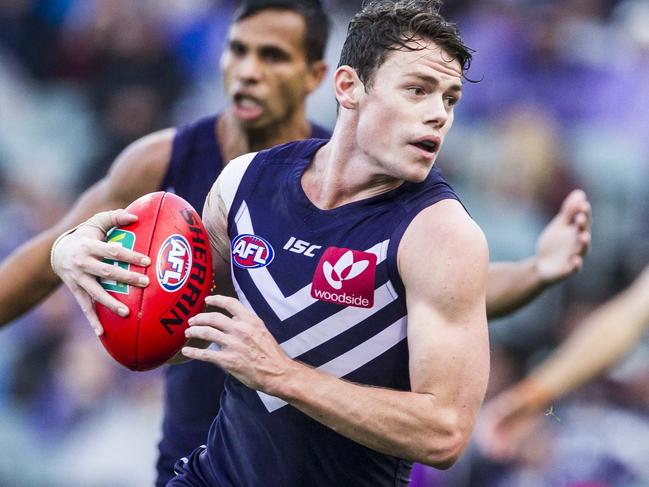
[
  {"left": 0, "top": 229, "right": 62, "bottom": 326},
  {"left": 275, "top": 362, "right": 470, "bottom": 468},
  {"left": 486, "top": 258, "right": 544, "bottom": 319},
  {"left": 529, "top": 280, "right": 649, "bottom": 401}
]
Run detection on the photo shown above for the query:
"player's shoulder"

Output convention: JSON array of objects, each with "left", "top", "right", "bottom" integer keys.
[
  {"left": 398, "top": 199, "right": 488, "bottom": 309},
  {"left": 221, "top": 150, "right": 259, "bottom": 183},
  {"left": 214, "top": 151, "right": 259, "bottom": 213},
  {"left": 426, "top": 199, "right": 484, "bottom": 241},
  {"left": 399, "top": 199, "right": 488, "bottom": 274},
  {"left": 257, "top": 138, "right": 327, "bottom": 166}
]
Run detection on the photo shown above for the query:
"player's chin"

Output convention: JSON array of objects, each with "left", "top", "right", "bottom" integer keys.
[
  {"left": 235, "top": 116, "right": 266, "bottom": 130},
  {"left": 234, "top": 109, "right": 276, "bottom": 130},
  {"left": 401, "top": 161, "right": 435, "bottom": 183}
]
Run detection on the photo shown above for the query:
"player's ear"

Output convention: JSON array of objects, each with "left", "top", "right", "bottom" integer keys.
[
  {"left": 304, "top": 60, "right": 328, "bottom": 94},
  {"left": 333, "top": 65, "right": 363, "bottom": 110}
]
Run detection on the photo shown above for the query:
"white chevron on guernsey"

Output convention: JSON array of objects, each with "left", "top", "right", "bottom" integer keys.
[
  {"left": 279, "top": 282, "right": 397, "bottom": 358},
  {"left": 233, "top": 265, "right": 399, "bottom": 360},
  {"left": 233, "top": 201, "right": 392, "bottom": 321},
  {"left": 257, "top": 316, "right": 408, "bottom": 412},
  {"left": 220, "top": 152, "right": 258, "bottom": 212}
]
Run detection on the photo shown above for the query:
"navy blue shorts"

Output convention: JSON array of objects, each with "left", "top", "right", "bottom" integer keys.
[{"left": 167, "top": 445, "right": 219, "bottom": 487}]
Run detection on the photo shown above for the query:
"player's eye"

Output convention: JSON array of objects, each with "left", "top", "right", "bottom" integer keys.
[
  {"left": 445, "top": 96, "right": 460, "bottom": 107},
  {"left": 229, "top": 41, "right": 247, "bottom": 57},
  {"left": 407, "top": 86, "right": 425, "bottom": 96}
]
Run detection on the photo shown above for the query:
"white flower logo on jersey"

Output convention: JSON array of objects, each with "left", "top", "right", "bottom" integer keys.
[{"left": 323, "top": 250, "right": 370, "bottom": 290}]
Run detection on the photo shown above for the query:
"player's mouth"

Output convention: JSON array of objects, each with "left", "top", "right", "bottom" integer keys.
[
  {"left": 232, "top": 93, "right": 265, "bottom": 121},
  {"left": 410, "top": 136, "right": 440, "bottom": 156}
]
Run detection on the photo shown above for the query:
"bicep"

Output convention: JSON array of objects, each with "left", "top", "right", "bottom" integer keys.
[
  {"left": 399, "top": 201, "right": 490, "bottom": 404},
  {"left": 407, "top": 298, "right": 489, "bottom": 400}
]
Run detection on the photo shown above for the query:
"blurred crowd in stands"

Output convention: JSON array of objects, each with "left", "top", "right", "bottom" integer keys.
[{"left": 1, "top": 0, "right": 648, "bottom": 485}]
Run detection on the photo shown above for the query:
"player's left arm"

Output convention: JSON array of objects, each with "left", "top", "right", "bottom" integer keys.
[
  {"left": 167, "top": 176, "right": 237, "bottom": 365},
  {"left": 183, "top": 199, "right": 490, "bottom": 468},
  {"left": 486, "top": 189, "right": 591, "bottom": 318}
]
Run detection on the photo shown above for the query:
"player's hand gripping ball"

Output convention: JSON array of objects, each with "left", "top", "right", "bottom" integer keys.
[{"left": 96, "top": 192, "right": 213, "bottom": 371}]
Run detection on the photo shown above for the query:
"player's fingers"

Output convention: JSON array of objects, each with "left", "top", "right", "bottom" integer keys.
[
  {"left": 181, "top": 345, "right": 224, "bottom": 365},
  {"left": 69, "top": 286, "right": 104, "bottom": 335},
  {"left": 101, "top": 240, "right": 151, "bottom": 266},
  {"left": 78, "top": 274, "right": 130, "bottom": 318},
  {"left": 573, "top": 211, "right": 588, "bottom": 228},
  {"left": 83, "top": 256, "right": 150, "bottom": 288},
  {"left": 185, "top": 325, "right": 230, "bottom": 347},
  {"left": 188, "top": 311, "right": 235, "bottom": 332},
  {"left": 206, "top": 294, "right": 257, "bottom": 322}
]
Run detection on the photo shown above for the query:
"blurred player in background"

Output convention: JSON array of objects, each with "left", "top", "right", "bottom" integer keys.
[
  {"left": 2, "top": 0, "right": 589, "bottom": 485},
  {"left": 2, "top": 2, "right": 330, "bottom": 485},
  {"left": 478, "top": 263, "right": 649, "bottom": 462},
  {"left": 46, "top": 2, "right": 589, "bottom": 485}
]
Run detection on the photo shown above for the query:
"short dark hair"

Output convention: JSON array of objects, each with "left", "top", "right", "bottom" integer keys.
[
  {"left": 233, "top": 0, "right": 330, "bottom": 63},
  {"left": 338, "top": 0, "right": 473, "bottom": 88}
]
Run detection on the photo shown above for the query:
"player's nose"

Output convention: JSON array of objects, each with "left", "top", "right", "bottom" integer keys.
[
  {"left": 423, "top": 95, "right": 449, "bottom": 128},
  {"left": 235, "top": 53, "right": 263, "bottom": 84}
]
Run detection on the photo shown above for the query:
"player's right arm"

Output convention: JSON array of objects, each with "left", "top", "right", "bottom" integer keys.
[{"left": 0, "top": 128, "right": 175, "bottom": 327}]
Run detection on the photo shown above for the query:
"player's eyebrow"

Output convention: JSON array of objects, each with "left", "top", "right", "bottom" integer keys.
[
  {"left": 257, "top": 45, "right": 292, "bottom": 61},
  {"left": 404, "top": 72, "right": 462, "bottom": 92}
]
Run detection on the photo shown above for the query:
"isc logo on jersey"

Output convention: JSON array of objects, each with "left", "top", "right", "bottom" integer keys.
[
  {"left": 311, "top": 247, "right": 377, "bottom": 308},
  {"left": 232, "top": 234, "right": 275, "bottom": 269},
  {"left": 156, "top": 234, "right": 193, "bottom": 292}
]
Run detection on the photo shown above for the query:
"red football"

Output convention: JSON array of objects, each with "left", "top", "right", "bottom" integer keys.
[{"left": 96, "top": 192, "right": 213, "bottom": 371}]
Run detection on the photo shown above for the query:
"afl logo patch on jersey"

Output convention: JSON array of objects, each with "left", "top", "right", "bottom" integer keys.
[
  {"left": 311, "top": 247, "right": 377, "bottom": 308},
  {"left": 232, "top": 234, "right": 275, "bottom": 269},
  {"left": 157, "top": 234, "right": 193, "bottom": 292}
]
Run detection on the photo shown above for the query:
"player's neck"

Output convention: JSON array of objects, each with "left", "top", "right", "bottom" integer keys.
[
  {"left": 301, "top": 128, "right": 404, "bottom": 211},
  {"left": 218, "top": 110, "right": 311, "bottom": 162}
]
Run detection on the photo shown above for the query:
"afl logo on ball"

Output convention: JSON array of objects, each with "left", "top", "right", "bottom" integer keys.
[
  {"left": 156, "top": 234, "right": 193, "bottom": 292},
  {"left": 232, "top": 234, "right": 275, "bottom": 269}
]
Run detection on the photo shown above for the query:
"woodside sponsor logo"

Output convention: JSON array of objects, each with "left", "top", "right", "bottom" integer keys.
[{"left": 311, "top": 248, "right": 377, "bottom": 309}]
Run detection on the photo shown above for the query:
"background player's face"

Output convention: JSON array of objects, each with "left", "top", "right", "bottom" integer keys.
[
  {"left": 354, "top": 41, "right": 462, "bottom": 182},
  {"left": 221, "top": 9, "right": 321, "bottom": 130}
]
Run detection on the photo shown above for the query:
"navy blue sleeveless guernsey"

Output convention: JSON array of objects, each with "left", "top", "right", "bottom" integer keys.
[
  {"left": 157, "top": 115, "right": 331, "bottom": 487},
  {"left": 186, "top": 139, "right": 461, "bottom": 487}
]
